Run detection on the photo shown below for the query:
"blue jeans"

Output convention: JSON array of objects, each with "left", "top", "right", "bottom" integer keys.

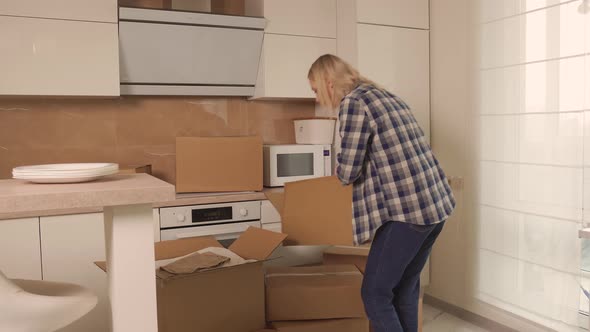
[{"left": 361, "top": 220, "right": 445, "bottom": 332}]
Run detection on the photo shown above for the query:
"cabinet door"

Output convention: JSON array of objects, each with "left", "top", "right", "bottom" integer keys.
[
  {"left": 0, "top": 16, "right": 119, "bottom": 96},
  {"left": 0, "top": 0, "right": 117, "bottom": 23},
  {"left": 261, "top": 222, "right": 282, "bottom": 233},
  {"left": 255, "top": 34, "right": 337, "bottom": 99},
  {"left": 261, "top": 200, "right": 281, "bottom": 224},
  {"left": 356, "top": 0, "right": 429, "bottom": 29},
  {"left": 260, "top": 0, "right": 337, "bottom": 38},
  {"left": 40, "top": 213, "right": 111, "bottom": 332},
  {"left": 357, "top": 24, "right": 430, "bottom": 142},
  {"left": 0, "top": 218, "right": 41, "bottom": 280}
]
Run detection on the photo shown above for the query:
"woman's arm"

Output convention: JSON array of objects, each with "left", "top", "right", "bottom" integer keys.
[{"left": 336, "top": 97, "right": 371, "bottom": 185}]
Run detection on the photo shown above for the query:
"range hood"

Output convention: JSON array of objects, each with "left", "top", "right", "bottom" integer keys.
[{"left": 118, "top": 7, "right": 265, "bottom": 96}]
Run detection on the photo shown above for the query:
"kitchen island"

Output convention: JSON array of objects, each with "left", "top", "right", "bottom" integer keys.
[{"left": 0, "top": 174, "right": 175, "bottom": 332}]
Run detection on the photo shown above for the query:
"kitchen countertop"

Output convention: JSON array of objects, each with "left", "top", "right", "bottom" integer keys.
[
  {"left": 0, "top": 174, "right": 176, "bottom": 220},
  {"left": 0, "top": 177, "right": 283, "bottom": 220}
]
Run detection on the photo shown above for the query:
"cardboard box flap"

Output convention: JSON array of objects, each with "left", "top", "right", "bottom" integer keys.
[
  {"left": 271, "top": 319, "right": 369, "bottom": 332},
  {"left": 229, "top": 227, "right": 287, "bottom": 260},
  {"left": 94, "top": 236, "right": 223, "bottom": 272},
  {"left": 155, "top": 236, "right": 223, "bottom": 260},
  {"left": 95, "top": 261, "right": 107, "bottom": 272},
  {"left": 280, "top": 176, "right": 353, "bottom": 246},
  {"left": 155, "top": 260, "right": 263, "bottom": 281},
  {"left": 264, "top": 191, "right": 285, "bottom": 216}
]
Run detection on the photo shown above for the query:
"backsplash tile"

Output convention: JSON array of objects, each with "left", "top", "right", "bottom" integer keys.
[{"left": 0, "top": 96, "right": 315, "bottom": 182}]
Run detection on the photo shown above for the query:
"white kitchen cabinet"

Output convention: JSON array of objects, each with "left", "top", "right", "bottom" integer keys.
[
  {"left": 262, "top": 222, "right": 282, "bottom": 233},
  {"left": 356, "top": 0, "right": 429, "bottom": 29},
  {"left": 245, "top": 0, "right": 337, "bottom": 38},
  {"left": 262, "top": 198, "right": 282, "bottom": 234},
  {"left": 261, "top": 200, "right": 281, "bottom": 224},
  {"left": 0, "top": 16, "right": 119, "bottom": 96},
  {"left": 253, "top": 34, "right": 337, "bottom": 99},
  {"left": 357, "top": 23, "right": 431, "bottom": 141},
  {"left": 0, "top": 218, "right": 42, "bottom": 280},
  {"left": 0, "top": 0, "right": 117, "bottom": 23},
  {"left": 40, "top": 213, "right": 111, "bottom": 332}
]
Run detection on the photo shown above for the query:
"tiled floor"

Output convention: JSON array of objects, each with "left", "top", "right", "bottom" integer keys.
[{"left": 423, "top": 303, "right": 490, "bottom": 332}]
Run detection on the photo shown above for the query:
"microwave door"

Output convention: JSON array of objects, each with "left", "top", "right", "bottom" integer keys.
[
  {"left": 275, "top": 148, "right": 324, "bottom": 185},
  {"left": 277, "top": 153, "right": 314, "bottom": 177}
]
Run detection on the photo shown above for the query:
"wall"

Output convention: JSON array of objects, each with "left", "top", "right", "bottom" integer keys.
[
  {"left": 428, "top": 0, "right": 556, "bottom": 331},
  {"left": 0, "top": 97, "right": 315, "bottom": 183}
]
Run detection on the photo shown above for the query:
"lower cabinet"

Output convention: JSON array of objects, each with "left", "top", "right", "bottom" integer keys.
[
  {"left": 40, "top": 213, "right": 111, "bottom": 332},
  {"left": 0, "top": 217, "right": 42, "bottom": 280},
  {"left": 261, "top": 222, "right": 282, "bottom": 233}
]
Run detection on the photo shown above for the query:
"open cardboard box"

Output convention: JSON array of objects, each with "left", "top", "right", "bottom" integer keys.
[
  {"left": 96, "top": 227, "right": 287, "bottom": 332},
  {"left": 265, "top": 176, "right": 354, "bottom": 246}
]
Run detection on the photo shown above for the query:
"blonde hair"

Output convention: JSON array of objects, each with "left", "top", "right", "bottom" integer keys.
[{"left": 308, "top": 54, "right": 374, "bottom": 109}]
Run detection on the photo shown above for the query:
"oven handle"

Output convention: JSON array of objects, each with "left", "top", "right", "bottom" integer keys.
[{"left": 175, "top": 231, "right": 243, "bottom": 239}]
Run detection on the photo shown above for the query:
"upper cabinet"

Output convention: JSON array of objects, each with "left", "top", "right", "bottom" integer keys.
[
  {"left": 246, "top": 0, "right": 337, "bottom": 38},
  {"left": 0, "top": 0, "right": 119, "bottom": 96},
  {"left": 357, "top": 24, "right": 430, "bottom": 142},
  {"left": 0, "top": 0, "right": 117, "bottom": 23},
  {"left": 246, "top": 0, "right": 338, "bottom": 99},
  {"left": 356, "top": 0, "right": 429, "bottom": 29},
  {"left": 256, "top": 34, "right": 337, "bottom": 99},
  {"left": 0, "top": 16, "right": 119, "bottom": 96}
]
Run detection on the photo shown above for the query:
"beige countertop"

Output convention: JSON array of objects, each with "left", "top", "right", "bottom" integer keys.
[
  {"left": 0, "top": 174, "right": 176, "bottom": 220},
  {"left": 0, "top": 176, "right": 283, "bottom": 220}
]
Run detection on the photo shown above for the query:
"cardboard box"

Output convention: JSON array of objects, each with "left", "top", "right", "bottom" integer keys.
[
  {"left": 271, "top": 318, "right": 369, "bottom": 332},
  {"left": 265, "top": 264, "right": 365, "bottom": 322},
  {"left": 176, "top": 136, "right": 263, "bottom": 193},
  {"left": 118, "top": 164, "right": 152, "bottom": 175},
  {"left": 119, "top": 0, "right": 171, "bottom": 9},
  {"left": 97, "top": 227, "right": 286, "bottom": 332},
  {"left": 265, "top": 176, "right": 353, "bottom": 246},
  {"left": 323, "top": 246, "right": 370, "bottom": 274}
]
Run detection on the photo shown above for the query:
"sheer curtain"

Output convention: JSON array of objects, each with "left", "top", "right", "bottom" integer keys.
[{"left": 477, "top": 0, "right": 587, "bottom": 330}]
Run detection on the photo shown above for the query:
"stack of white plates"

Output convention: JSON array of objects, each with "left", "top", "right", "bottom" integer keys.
[{"left": 12, "top": 163, "right": 119, "bottom": 184}]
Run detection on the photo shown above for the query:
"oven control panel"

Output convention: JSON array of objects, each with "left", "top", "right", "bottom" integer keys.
[{"left": 159, "top": 201, "right": 262, "bottom": 229}]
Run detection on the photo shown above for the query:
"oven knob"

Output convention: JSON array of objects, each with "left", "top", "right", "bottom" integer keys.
[
  {"left": 239, "top": 208, "right": 248, "bottom": 217},
  {"left": 176, "top": 214, "right": 186, "bottom": 222}
]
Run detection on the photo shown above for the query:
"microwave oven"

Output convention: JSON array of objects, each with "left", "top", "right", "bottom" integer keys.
[{"left": 263, "top": 144, "right": 332, "bottom": 187}]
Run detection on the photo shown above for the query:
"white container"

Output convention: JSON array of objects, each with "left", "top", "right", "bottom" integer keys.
[{"left": 294, "top": 118, "right": 336, "bottom": 145}]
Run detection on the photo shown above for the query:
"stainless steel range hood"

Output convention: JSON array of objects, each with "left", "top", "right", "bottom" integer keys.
[{"left": 118, "top": 7, "right": 265, "bottom": 96}]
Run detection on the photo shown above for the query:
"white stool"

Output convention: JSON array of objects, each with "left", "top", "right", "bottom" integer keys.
[{"left": 0, "top": 270, "right": 98, "bottom": 332}]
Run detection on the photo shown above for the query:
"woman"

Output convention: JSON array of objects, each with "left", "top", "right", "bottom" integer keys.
[{"left": 308, "top": 54, "right": 455, "bottom": 332}]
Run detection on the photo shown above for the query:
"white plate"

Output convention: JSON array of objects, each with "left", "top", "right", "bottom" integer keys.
[
  {"left": 12, "top": 163, "right": 119, "bottom": 183},
  {"left": 13, "top": 168, "right": 118, "bottom": 177},
  {"left": 15, "top": 175, "right": 106, "bottom": 184},
  {"left": 13, "top": 163, "right": 117, "bottom": 172}
]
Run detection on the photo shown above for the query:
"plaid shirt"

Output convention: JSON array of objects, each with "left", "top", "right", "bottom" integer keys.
[{"left": 336, "top": 84, "right": 455, "bottom": 244}]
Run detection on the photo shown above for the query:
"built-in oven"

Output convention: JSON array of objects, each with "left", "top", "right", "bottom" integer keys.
[{"left": 159, "top": 201, "right": 261, "bottom": 247}]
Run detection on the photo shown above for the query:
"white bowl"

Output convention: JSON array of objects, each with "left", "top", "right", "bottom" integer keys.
[{"left": 294, "top": 118, "right": 336, "bottom": 145}]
